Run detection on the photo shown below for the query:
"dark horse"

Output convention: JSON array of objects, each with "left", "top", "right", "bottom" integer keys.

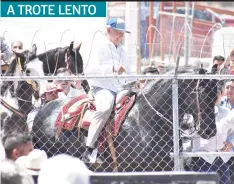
[
  {"left": 31, "top": 64, "right": 219, "bottom": 172},
  {"left": 37, "top": 41, "right": 90, "bottom": 93},
  {"left": 0, "top": 45, "right": 45, "bottom": 136}
]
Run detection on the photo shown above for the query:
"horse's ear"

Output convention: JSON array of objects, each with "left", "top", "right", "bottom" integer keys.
[
  {"left": 76, "top": 42, "right": 82, "bottom": 51},
  {"left": 32, "top": 44, "right": 37, "bottom": 55},
  {"left": 198, "top": 63, "right": 207, "bottom": 74},
  {"left": 69, "top": 41, "right": 74, "bottom": 52}
]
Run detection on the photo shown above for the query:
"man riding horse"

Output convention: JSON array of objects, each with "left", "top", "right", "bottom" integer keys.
[{"left": 82, "top": 18, "right": 131, "bottom": 163}]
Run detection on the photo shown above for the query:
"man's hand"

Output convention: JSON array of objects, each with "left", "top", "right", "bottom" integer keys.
[
  {"left": 113, "top": 65, "right": 126, "bottom": 74},
  {"left": 221, "top": 142, "right": 233, "bottom": 152}
]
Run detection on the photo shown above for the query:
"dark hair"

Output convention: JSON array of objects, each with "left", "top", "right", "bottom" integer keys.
[
  {"left": 3, "top": 133, "right": 32, "bottom": 159},
  {"left": 213, "top": 55, "right": 225, "bottom": 62},
  {"left": 142, "top": 66, "right": 159, "bottom": 75}
]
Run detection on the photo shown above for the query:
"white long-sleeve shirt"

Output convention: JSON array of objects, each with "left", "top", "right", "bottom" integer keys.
[
  {"left": 84, "top": 33, "right": 130, "bottom": 93},
  {"left": 192, "top": 106, "right": 234, "bottom": 164}
]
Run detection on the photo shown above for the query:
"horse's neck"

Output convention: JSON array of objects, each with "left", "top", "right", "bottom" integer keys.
[{"left": 13, "top": 64, "right": 22, "bottom": 91}]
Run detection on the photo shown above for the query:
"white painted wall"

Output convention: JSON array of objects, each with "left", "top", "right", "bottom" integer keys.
[{"left": 124, "top": 2, "right": 139, "bottom": 74}]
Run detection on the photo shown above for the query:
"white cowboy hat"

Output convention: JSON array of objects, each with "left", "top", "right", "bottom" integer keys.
[
  {"left": 38, "top": 154, "right": 93, "bottom": 184},
  {"left": 15, "top": 149, "right": 48, "bottom": 175}
]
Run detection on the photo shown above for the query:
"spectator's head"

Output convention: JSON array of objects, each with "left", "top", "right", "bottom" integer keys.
[
  {"left": 213, "top": 55, "right": 225, "bottom": 71},
  {"left": 54, "top": 68, "right": 73, "bottom": 95},
  {"left": 11, "top": 41, "right": 23, "bottom": 53},
  {"left": 42, "top": 82, "right": 63, "bottom": 102},
  {"left": 38, "top": 154, "right": 93, "bottom": 184},
  {"left": 3, "top": 133, "right": 33, "bottom": 161},
  {"left": 224, "top": 79, "right": 234, "bottom": 103},
  {"left": 1, "top": 159, "right": 34, "bottom": 184},
  {"left": 225, "top": 49, "right": 234, "bottom": 73},
  {"left": 106, "top": 18, "right": 130, "bottom": 46},
  {"left": 228, "top": 53, "right": 234, "bottom": 74},
  {"left": 229, "top": 49, "right": 234, "bottom": 62}
]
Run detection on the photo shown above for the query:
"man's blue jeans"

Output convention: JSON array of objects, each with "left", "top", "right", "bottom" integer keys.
[
  {"left": 188, "top": 157, "right": 231, "bottom": 184},
  {"left": 140, "top": 20, "right": 149, "bottom": 60}
]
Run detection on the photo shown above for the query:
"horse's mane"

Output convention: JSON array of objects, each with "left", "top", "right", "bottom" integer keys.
[
  {"left": 37, "top": 46, "right": 69, "bottom": 60},
  {"left": 140, "top": 65, "right": 197, "bottom": 96}
]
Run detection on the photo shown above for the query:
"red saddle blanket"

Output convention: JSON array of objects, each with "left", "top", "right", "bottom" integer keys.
[{"left": 55, "top": 93, "right": 136, "bottom": 151}]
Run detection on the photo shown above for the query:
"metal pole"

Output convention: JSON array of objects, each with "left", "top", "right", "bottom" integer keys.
[
  {"left": 172, "top": 78, "right": 181, "bottom": 171},
  {"left": 159, "top": 2, "right": 165, "bottom": 61},
  {"left": 184, "top": 2, "right": 190, "bottom": 66},
  {"left": 173, "top": 43, "right": 182, "bottom": 171},
  {"left": 189, "top": 2, "right": 194, "bottom": 59},
  {"left": 168, "top": 15, "right": 176, "bottom": 64},
  {"left": 149, "top": 1, "right": 154, "bottom": 59},
  {"left": 136, "top": 2, "right": 141, "bottom": 74}
]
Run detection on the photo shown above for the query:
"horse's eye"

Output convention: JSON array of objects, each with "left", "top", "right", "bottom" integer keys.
[{"left": 25, "top": 69, "right": 31, "bottom": 75}]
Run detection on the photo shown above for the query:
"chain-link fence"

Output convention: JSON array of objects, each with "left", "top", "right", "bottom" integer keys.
[
  {"left": 1, "top": 73, "right": 234, "bottom": 181},
  {"left": 1, "top": 3, "right": 234, "bottom": 183}
]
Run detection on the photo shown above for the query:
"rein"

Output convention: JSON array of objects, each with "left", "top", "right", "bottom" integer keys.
[
  {"left": 141, "top": 90, "right": 194, "bottom": 137},
  {"left": 0, "top": 97, "right": 26, "bottom": 118},
  {"left": 141, "top": 78, "right": 203, "bottom": 138}
]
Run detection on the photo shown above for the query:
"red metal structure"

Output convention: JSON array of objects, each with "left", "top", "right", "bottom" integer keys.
[{"left": 152, "top": 2, "right": 234, "bottom": 62}]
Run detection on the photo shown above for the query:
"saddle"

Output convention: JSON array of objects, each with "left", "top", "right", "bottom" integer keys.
[{"left": 55, "top": 90, "right": 136, "bottom": 151}]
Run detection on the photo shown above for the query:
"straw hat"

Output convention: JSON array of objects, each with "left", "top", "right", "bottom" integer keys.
[{"left": 15, "top": 149, "right": 48, "bottom": 176}]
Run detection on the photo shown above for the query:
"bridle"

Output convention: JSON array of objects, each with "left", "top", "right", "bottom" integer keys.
[
  {"left": 65, "top": 50, "right": 71, "bottom": 70},
  {"left": 53, "top": 48, "right": 72, "bottom": 73},
  {"left": 184, "top": 79, "right": 202, "bottom": 136}
]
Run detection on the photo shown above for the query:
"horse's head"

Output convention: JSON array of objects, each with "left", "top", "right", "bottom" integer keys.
[
  {"left": 13, "top": 44, "right": 44, "bottom": 77},
  {"left": 1, "top": 44, "right": 45, "bottom": 116},
  {"left": 180, "top": 64, "right": 219, "bottom": 139},
  {"left": 66, "top": 41, "right": 83, "bottom": 74}
]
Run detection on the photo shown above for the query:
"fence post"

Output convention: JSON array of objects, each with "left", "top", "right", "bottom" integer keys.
[{"left": 172, "top": 78, "right": 181, "bottom": 171}]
